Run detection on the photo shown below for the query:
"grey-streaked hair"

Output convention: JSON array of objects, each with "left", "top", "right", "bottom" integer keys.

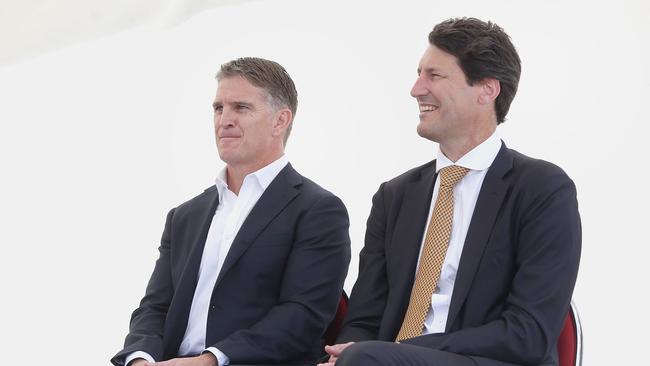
[{"left": 217, "top": 57, "right": 298, "bottom": 143}]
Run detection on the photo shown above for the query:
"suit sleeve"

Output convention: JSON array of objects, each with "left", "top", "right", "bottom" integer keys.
[
  {"left": 111, "top": 209, "right": 176, "bottom": 366},
  {"left": 336, "top": 183, "right": 390, "bottom": 342},
  {"left": 212, "top": 194, "right": 351, "bottom": 363},
  {"left": 402, "top": 171, "right": 582, "bottom": 365}
]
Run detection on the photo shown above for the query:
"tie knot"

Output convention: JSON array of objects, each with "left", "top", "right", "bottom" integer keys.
[{"left": 439, "top": 165, "right": 469, "bottom": 188}]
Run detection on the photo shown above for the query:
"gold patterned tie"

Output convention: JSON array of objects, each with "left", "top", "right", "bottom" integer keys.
[{"left": 395, "top": 165, "right": 470, "bottom": 341}]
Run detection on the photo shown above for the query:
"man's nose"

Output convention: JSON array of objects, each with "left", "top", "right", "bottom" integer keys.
[
  {"left": 216, "top": 108, "right": 235, "bottom": 128},
  {"left": 410, "top": 75, "right": 427, "bottom": 98}
]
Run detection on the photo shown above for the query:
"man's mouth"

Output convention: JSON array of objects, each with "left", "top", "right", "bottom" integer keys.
[
  {"left": 419, "top": 104, "right": 439, "bottom": 112},
  {"left": 219, "top": 133, "right": 241, "bottom": 140},
  {"left": 218, "top": 135, "right": 241, "bottom": 146}
]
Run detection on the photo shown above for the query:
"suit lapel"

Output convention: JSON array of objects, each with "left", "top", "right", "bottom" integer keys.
[
  {"left": 214, "top": 163, "right": 302, "bottom": 287},
  {"left": 175, "top": 186, "right": 220, "bottom": 299},
  {"left": 445, "top": 143, "right": 513, "bottom": 330},
  {"left": 388, "top": 162, "right": 437, "bottom": 334},
  {"left": 166, "top": 186, "right": 220, "bottom": 355}
]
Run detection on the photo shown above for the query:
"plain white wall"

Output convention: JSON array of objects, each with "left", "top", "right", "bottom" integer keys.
[{"left": 0, "top": 0, "right": 648, "bottom": 364}]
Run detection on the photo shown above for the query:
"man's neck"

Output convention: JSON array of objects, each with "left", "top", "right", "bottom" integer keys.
[
  {"left": 226, "top": 153, "right": 283, "bottom": 195},
  {"left": 440, "top": 124, "right": 496, "bottom": 162}
]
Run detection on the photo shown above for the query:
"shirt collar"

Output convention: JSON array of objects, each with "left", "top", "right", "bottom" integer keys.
[
  {"left": 435, "top": 130, "right": 502, "bottom": 173},
  {"left": 214, "top": 155, "right": 290, "bottom": 196},
  {"left": 250, "top": 154, "right": 290, "bottom": 190}
]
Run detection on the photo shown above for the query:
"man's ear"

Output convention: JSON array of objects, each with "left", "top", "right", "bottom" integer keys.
[
  {"left": 478, "top": 78, "right": 500, "bottom": 105},
  {"left": 272, "top": 108, "right": 292, "bottom": 138}
]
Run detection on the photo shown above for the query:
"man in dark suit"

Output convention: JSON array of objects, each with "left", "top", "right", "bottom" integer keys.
[
  {"left": 112, "top": 57, "right": 351, "bottom": 366},
  {"left": 321, "top": 18, "right": 581, "bottom": 366}
]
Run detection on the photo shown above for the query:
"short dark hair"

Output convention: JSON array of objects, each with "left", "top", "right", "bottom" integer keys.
[
  {"left": 429, "top": 17, "right": 521, "bottom": 123},
  {"left": 217, "top": 57, "right": 298, "bottom": 142}
]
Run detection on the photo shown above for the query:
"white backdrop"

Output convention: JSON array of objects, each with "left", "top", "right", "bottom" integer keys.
[{"left": 1, "top": 0, "right": 648, "bottom": 364}]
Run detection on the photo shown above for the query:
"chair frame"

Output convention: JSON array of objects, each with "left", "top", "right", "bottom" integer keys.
[
  {"left": 558, "top": 301, "right": 583, "bottom": 366},
  {"left": 570, "top": 301, "right": 583, "bottom": 366}
]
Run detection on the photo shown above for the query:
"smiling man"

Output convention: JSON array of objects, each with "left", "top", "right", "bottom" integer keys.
[
  {"left": 322, "top": 18, "right": 581, "bottom": 366},
  {"left": 112, "top": 57, "right": 351, "bottom": 366}
]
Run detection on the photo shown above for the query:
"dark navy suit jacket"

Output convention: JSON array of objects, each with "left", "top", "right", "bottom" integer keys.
[
  {"left": 337, "top": 143, "right": 581, "bottom": 366},
  {"left": 112, "top": 164, "right": 351, "bottom": 365}
]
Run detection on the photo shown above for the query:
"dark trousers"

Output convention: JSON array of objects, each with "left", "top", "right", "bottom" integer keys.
[{"left": 336, "top": 341, "right": 520, "bottom": 366}]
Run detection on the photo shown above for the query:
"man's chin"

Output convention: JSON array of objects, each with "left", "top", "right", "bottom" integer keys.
[
  {"left": 217, "top": 149, "right": 236, "bottom": 164},
  {"left": 416, "top": 123, "right": 440, "bottom": 142}
]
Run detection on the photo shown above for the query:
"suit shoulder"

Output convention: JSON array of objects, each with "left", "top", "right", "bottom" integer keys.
[
  {"left": 172, "top": 185, "right": 218, "bottom": 213},
  {"left": 382, "top": 160, "right": 436, "bottom": 191},
  {"left": 509, "top": 149, "right": 572, "bottom": 181},
  {"left": 298, "top": 175, "right": 343, "bottom": 202},
  {"left": 506, "top": 149, "right": 576, "bottom": 197}
]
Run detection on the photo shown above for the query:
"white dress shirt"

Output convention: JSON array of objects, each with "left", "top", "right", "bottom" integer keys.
[
  {"left": 418, "top": 132, "right": 502, "bottom": 334},
  {"left": 126, "top": 155, "right": 289, "bottom": 366}
]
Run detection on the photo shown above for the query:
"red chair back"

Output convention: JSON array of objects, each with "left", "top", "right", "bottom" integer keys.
[
  {"left": 557, "top": 302, "right": 583, "bottom": 366},
  {"left": 324, "top": 292, "right": 349, "bottom": 345}
]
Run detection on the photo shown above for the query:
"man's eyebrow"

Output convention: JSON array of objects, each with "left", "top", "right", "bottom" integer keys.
[
  {"left": 421, "top": 67, "right": 441, "bottom": 73},
  {"left": 212, "top": 100, "right": 255, "bottom": 109},
  {"left": 233, "top": 101, "right": 254, "bottom": 107}
]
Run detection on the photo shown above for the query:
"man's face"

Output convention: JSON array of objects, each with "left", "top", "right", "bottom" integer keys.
[
  {"left": 213, "top": 76, "right": 281, "bottom": 169},
  {"left": 411, "top": 45, "right": 483, "bottom": 143}
]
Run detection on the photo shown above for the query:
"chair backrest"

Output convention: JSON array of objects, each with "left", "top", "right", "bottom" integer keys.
[
  {"left": 324, "top": 292, "right": 349, "bottom": 345},
  {"left": 557, "top": 301, "right": 583, "bottom": 366}
]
